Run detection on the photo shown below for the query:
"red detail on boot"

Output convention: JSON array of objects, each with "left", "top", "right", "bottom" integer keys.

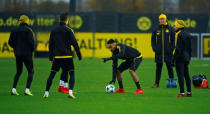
[
  {"left": 114, "top": 88, "right": 125, "bottom": 93},
  {"left": 61, "top": 88, "right": 69, "bottom": 93},
  {"left": 58, "top": 86, "right": 64, "bottom": 92},
  {"left": 133, "top": 89, "right": 143, "bottom": 94}
]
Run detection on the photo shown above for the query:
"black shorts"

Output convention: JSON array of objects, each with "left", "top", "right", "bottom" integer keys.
[
  {"left": 51, "top": 58, "right": 74, "bottom": 72},
  {"left": 118, "top": 57, "right": 142, "bottom": 73}
]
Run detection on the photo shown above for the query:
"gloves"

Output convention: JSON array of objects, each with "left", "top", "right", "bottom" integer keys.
[
  {"left": 109, "top": 80, "right": 115, "bottom": 84},
  {"left": 103, "top": 57, "right": 111, "bottom": 63}
]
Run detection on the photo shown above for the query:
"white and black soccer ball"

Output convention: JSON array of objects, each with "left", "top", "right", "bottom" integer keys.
[{"left": 106, "top": 84, "right": 115, "bottom": 93}]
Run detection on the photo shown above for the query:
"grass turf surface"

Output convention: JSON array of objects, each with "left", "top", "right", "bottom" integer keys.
[{"left": 0, "top": 58, "right": 210, "bottom": 114}]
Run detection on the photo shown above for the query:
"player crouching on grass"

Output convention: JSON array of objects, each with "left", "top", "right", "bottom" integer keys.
[
  {"left": 174, "top": 20, "right": 192, "bottom": 97},
  {"left": 103, "top": 39, "right": 143, "bottom": 94},
  {"left": 43, "top": 13, "right": 82, "bottom": 99}
]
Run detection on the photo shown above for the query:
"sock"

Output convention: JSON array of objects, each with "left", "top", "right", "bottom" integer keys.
[
  {"left": 12, "top": 88, "right": 16, "bottom": 92},
  {"left": 45, "top": 91, "right": 49, "bottom": 96},
  {"left": 118, "top": 81, "right": 123, "bottom": 88},
  {"left": 180, "top": 93, "right": 185, "bottom": 95},
  {"left": 69, "top": 71, "right": 75, "bottom": 90},
  {"left": 135, "top": 82, "right": 141, "bottom": 89},
  {"left": 60, "top": 80, "right": 64, "bottom": 86},
  {"left": 25, "top": 88, "right": 30, "bottom": 93},
  {"left": 187, "top": 92, "right": 191, "bottom": 94},
  {"left": 26, "top": 72, "right": 33, "bottom": 89},
  {"left": 64, "top": 83, "right": 68, "bottom": 88},
  {"left": 46, "top": 72, "right": 56, "bottom": 91},
  {"left": 69, "top": 89, "right": 73, "bottom": 95}
]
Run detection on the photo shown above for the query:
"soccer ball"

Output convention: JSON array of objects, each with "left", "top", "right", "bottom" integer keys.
[{"left": 105, "top": 84, "right": 115, "bottom": 93}]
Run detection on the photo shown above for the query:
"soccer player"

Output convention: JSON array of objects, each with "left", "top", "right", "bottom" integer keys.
[
  {"left": 103, "top": 39, "right": 143, "bottom": 94},
  {"left": 151, "top": 13, "right": 175, "bottom": 88},
  {"left": 8, "top": 15, "right": 35, "bottom": 96},
  {"left": 43, "top": 13, "right": 82, "bottom": 99},
  {"left": 174, "top": 20, "right": 192, "bottom": 97}
]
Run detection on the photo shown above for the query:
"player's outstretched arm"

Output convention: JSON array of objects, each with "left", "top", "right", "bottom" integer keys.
[
  {"left": 28, "top": 30, "right": 35, "bottom": 52},
  {"left": 103, "top": 57, "right": 112, "bottom": 63},
  {"left": 49, "top": 32, "right": 54, "bottom": 61},
  {"left": 69, "top": 31, "right": 82, "bottom": 61},
  {"left": 8, "top": 31, "right": 15, "bottom": 48},
  {"left": 110, "top": 58, "right": 118, "bottom": 84}
]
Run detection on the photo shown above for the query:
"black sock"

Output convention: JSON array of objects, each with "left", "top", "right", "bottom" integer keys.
[
  {"left": 13, "top": 72, "right": 22, "bottom": 88},
  {"left": 26, "top": 71, "right": 34, "bottom": 88},
  {"left": 45, "top": 72, "right": 56, "bottom": 91},
  {"left": 69, "top": 71, "right": 75, "bottom": 90},
  {"left": 118, "top": 81, "right": 123, "bottom": 88},
  {"left": 135, "top": 82, "right": 141, "bottom": 89},
  {"left": 61, "top": 71, "right": 68, "bottom": 83}
]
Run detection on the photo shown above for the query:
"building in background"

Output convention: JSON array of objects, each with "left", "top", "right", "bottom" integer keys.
[{"left": 0, "top": 0, "right": 209, "bottom": 13}]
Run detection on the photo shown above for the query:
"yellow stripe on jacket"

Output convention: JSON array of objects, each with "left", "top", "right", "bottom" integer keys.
[
  {"left": 173, "top": 30, "right": 182, "bottom": 54},
  {"left": 136, "top": 54, "right": 143, "bottom": 58},
  {"left": 54, "top": 56, "right": 72, "bottom": 59}
]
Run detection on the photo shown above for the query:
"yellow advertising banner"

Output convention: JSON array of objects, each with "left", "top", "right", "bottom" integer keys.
[
  {"left": 1, "top": 32, "right": 154, "bottom": 58},
  {"left": 0, "top": 33, "right": 14, "bottom": 57},
  {"left": 36, "top": 32, "right": 50, "bottom": 52},
  {"left": 203, "top": 36, "right": 210, "bottom": 56},
  {"left": 75, "top": 32, "right": 93, "bottom": 57},
  {"left": 94, "top": 33, "right": 154, "bottom": 58}
]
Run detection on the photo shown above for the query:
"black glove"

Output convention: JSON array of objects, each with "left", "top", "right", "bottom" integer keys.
[
  {"left": 103, "top": 58, "right": 111, "bottom": 63},
  {"left": 109, "top": 80, "right": 115, "bottom": 84}
]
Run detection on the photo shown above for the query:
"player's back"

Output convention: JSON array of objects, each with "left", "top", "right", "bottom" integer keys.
[
  {"left": 49, "top": 22, "right": 73, "bottom": 56},
  {"left": 176, "top": 29, "right": 191, "bottom": 62},
  {"left": 117, "top": 44, "right": 141, "bottom": 59},
  {"left": 9, "top": 23, "right": 34, "bottom": 56}
]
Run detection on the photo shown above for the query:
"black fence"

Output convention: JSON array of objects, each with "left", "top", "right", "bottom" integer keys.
[{"left": 0, "top": 12, "right": 209, "bottom": 33}]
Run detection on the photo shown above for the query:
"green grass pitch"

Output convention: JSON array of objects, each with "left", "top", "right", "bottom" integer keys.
[{"left": 0, "top": 58, "right": 210, "bottom": 114}]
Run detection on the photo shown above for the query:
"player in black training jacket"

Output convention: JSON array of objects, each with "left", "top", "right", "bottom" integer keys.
[
  {"left": 151, "top": 14, "right": 176, "bottom": 88},
  {"left": 9, "top": 15, "right": 35, "bottom": 96},
  {"left": 174, "top": 20, "right": 192, "bottom": 97},
  {"left": 103, "top": 39, "right": 143, "bottom": 94},
  {"left": 43, "top": 13, "right": 82, "bottom": 99}
]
